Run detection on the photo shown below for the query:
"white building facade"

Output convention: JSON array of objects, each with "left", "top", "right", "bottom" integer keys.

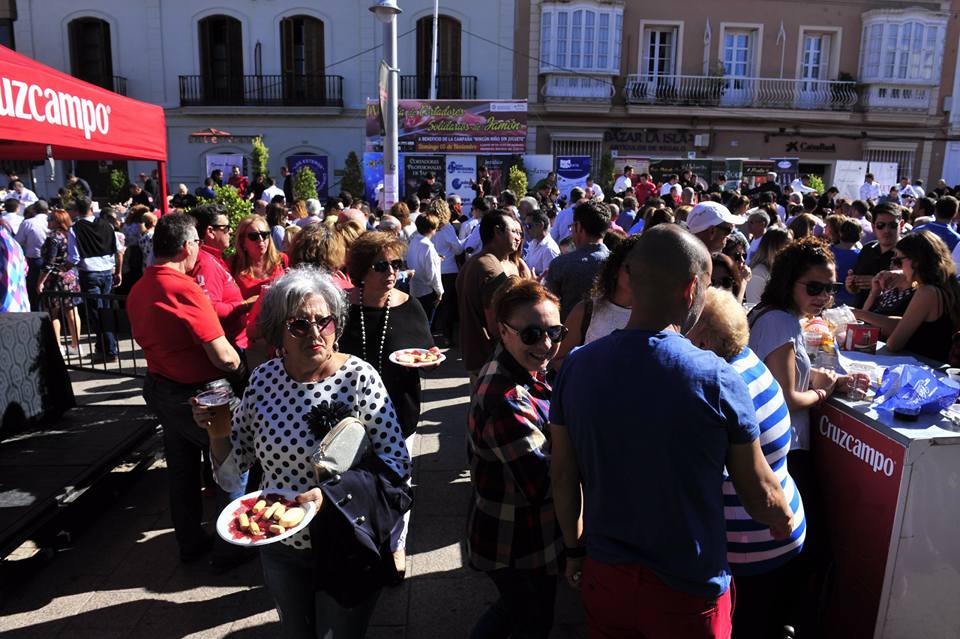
[{"left": 11, "top": 0, "right": 517, "bottom": 200}]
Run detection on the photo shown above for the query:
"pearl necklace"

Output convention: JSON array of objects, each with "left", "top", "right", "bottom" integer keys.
[{"left": 359, "top": 286, "right": 391, "bottom": 373}]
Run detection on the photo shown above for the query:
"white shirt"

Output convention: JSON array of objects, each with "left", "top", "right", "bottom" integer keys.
[
  {"left": 407, "top": 232, "right": 443, "bottom": 298},
  {"left": 659, "top": 182, "right": 677, "bottom": 196},
  {"left": 899, "top": 184, "right": 920, "bottom": 202},
  {"left": 613, "top": 175, "right": 632, "bottom": 193},
  {"left": 15, "top": 188, "right": 38, "bottom": 212},
  {"left": 790, "top": 179, "right": 816, "bottom": 194},
  {"left": 859, "top": 181, "right": 881, "bottom": 201},
  {"left": 462, "top": 224, "right": 483, "bottom": 258},
  {"left": 913, "top": 185, "right": 926, "bottom": 198},
  {"left": 459, "top": 217, "right": 480, "bottom": 241},
  {"left": 2, "top": 212, "right": 24, "bottom": 235},
  {"left": 260, "top": 184, "right": 285, "bottom": 202},
  {"left": 550, "top": 206, "right": 575, "bottom": 243},
  {"left": 525, "top": 235, "right": 561, "bottom": 279},
  {"left": 951, "top": 241, "right": 960, "bottom": 272},
  {"left": 432, "top": 223, "right": 462, "bottom": 275},
  {"left": 16, "top": 213, "right": 47, "bottom": 259},
  {"left": 585, "top": 183, "right": 604, "bottom": 202}
]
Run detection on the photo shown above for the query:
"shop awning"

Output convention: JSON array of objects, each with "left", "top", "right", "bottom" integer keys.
[{"left": 0, "top": 45, "right": 167, "bottom": 162}]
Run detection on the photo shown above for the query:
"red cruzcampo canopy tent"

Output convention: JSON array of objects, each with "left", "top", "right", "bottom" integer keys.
[{"left": 0, "top": 45, "right": 169, "bottom": 212}]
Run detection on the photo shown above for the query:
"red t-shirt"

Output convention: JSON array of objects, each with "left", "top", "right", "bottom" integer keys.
[
  {"left": 191, "top": 244, "right": 249, "bottom": 349},
  {"left": 635, "top": 181, "right": 658, "bottom": 206},
  {"left": 128, "top": 265, "right": 226, "bottom": 384},
  {"left": 232, "top": 252, "right": 288, "bottom": 299}
]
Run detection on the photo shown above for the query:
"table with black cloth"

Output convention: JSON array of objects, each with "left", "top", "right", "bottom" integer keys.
[{"left": 0, "top": 312, "right": 76, "bottom": 433}]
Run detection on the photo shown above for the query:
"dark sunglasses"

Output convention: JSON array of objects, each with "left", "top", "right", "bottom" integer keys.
[
  {"left": 371, "top": 259, "right": 404, "bottom": 273},
  {"left": 246, "top": 231, "right": 271, "bottom": 241},
  {"left": 501, "top": 322, "right": 568, "bottom": 345},
  {"left": 731, "top": 252, "right": 747, "bottom": 263},
  {"left": 875, "top": 221, "right": 898, "bottom": 230},
  {"left": 799, "top": 281, "right": 843, "bottom": 296},
  {"left": 285, "top": 315, "right": 337, "bottom": 339},
  {"left": 211, "top": 224, "right": 231, "bottom": 232},
  {"left": 891, "top": 256, "right": 905, "bottom": 267},
  {"left": 712, "top": 276, "right": 735, "bottom": 290}
]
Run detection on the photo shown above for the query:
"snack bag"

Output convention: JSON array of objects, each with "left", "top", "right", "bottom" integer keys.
[{"left": 873, "top": 365, "right": 960, "bottom": 417}]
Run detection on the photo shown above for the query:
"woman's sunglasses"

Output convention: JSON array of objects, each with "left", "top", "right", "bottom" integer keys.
[
  {"left": 730, "top": 252, "right": 747, "bottom": 263},
  {"left": 712, "top": 276, "right": 735, "bottom": 290},
  {"left": 799, "top": 281, "right": 843, "bottom": 296},
  {"left": 371, "top": 259, "right": 404, "bottom": 273},
  {"left": 285, "top": 315, "right": 337, "bottom": 338},
  {"left": 501, "top": 322, "right": 568, "bottom": 345},
  {"left": 246, "top": 231, "right": 271, "bottom": 241}
]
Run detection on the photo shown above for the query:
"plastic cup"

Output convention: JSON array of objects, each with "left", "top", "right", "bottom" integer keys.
[
  {"left": 195, "top": 387, "right": 233, "bottom": 439},
  {"left": 802, "top": 331, "right": 822, "bottom": 358}
]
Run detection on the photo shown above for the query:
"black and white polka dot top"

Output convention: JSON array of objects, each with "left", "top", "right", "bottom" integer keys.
[{"left": 214, "top": 355, "right": 411, "bottom": 549}]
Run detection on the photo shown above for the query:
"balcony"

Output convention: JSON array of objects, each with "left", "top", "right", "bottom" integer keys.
[
  {"left": 540, "top": 73, "right": 616, "bottom": 113},
  {"left": 399, "top": 75, "right": 477, "bottom": 100},
  {"left": 111, "top": 76, "right": 127, "bottom": 96},
  {"left": 178, "top": 74, "right": 344, "bottom": 107},
  {"left": 860, "top": 84, "right": 931, "bottom": 112},
  {"left": 624, "top": 75, "right": 857, "bottom": 112}
]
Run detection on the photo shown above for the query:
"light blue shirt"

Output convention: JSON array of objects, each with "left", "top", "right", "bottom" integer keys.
[{"left": 67, "top": 216, "right": 116, "bottom": 272}]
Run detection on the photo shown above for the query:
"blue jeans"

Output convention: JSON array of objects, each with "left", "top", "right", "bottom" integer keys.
[
  {"left": 143, "top": 373, "right": 248, "bottom": 557},
  {"left": 260, "top": 542, "right": 381, "bottom": 639},
  {"left": 79, "top": 269, "right": 117, "bottom": 356}
]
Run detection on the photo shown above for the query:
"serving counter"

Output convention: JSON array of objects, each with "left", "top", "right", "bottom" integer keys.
[{"left": 811, "top": 358, "right": 960, "bottom": 638}]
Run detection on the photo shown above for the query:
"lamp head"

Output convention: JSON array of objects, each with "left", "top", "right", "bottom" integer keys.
[{"left": 370, "top": 0, "right": 402, "bottom": 23}]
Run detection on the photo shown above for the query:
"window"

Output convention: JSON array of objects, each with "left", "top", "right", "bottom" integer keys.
[
  {"left": 722, "top": 31, "right": 754, "bottom": 78},
  {"left": 860, "top": 11, "right": 946, "bottom": 83},
  {"left": 719, "top": 25, "right": 760, "bottom": 106},
  {"left": 280, "top": 16, "right": 325, "bottom": 104},
  {"left": 199, "top": 15, "right": 243, "bottom": 104},
  {"left": 68, "top": 18, "right": 113, "bottom": 91},
  {"left": 416, "top": 15, "right": 462, "bottom": 98},
  {"left": 642, "top": 27, "right": 678, "bottom": 80},
  {"left": 800, "top": 34, "right": 830, "bottom": 83},
  {"left": 540, "top": 3, "right": 623, "bottom": 74}
]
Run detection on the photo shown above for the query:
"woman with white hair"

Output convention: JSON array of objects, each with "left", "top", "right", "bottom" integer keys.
[
  {"left": 193, "top": 267, "right": 412, "bottom": 638},
  {"left": 295, "top": 198, "right": 323, "bottom": 228}
]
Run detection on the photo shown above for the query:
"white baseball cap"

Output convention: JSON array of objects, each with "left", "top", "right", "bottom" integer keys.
[{"left": 686, "top": 201, "right": 746, "bottom": 234}]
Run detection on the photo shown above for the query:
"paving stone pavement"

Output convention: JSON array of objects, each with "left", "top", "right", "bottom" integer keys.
[{"left": 0, "top": 353, "right": 586, "bottom": 638}]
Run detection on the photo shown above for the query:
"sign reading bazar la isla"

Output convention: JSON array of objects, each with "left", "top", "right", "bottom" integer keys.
[
  {"left": 366, "top": 99, "right": 527, "bottom": 154},
  {"left": 604, "top": 128, "right": 703, "bottom": 154}
]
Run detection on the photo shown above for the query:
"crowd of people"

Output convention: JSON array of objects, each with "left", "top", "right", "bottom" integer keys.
[{"left": 4, "top": 161, "right": 960, "bottom": 639}]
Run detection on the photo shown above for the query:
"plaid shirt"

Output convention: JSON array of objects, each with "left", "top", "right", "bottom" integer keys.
[
  {"left": 466, "top": 345, "right": 562, "bottom": 572},
  {"left": 0, "top": 223, "right": 29, "bottom": 312}
]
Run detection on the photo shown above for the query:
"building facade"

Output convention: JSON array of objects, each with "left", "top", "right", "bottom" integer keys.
[
  {"left": 514, "top": 0, "right": 958, "bottom": 188},
  {"left": 9, "top": 0, "right": 517, "bottom": 199}
]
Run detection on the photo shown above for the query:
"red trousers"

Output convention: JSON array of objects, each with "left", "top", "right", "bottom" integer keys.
[{"left": 580, "top": 557, "right": 735, "bottom": 639}]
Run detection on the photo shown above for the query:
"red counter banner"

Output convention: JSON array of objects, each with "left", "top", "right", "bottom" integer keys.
[
  {"left": 0, "top": 45, "right": 167, "bottom": 162},
  {"left": 366, "top": 99, "right": 527, "bottom": 154},
  {"left": 811, "top": 404, "right": 907, "bottom": 638}
]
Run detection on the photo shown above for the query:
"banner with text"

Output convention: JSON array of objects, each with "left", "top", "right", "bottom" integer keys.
[
  {"left": 205, "top": 154, "right": 244, "bottom": 183},
  {"left": 556, "top": 156, "right": 591, "bottom": 200},
  {"left": 445, "top": 155, "right": 476, "bottom": 216},
  {"left": 403, "top": 155, "right": 445, "bottom": 200},
  {"left": 771, "top": 158, "right": 800, "bottom": 188},
  {"left": 287, "top": 155, "right": 329, "bottom": 201},
  {"left": 363, "top": 152, "right": 384, "bottom": 207},
  {"left": 524, "top": 154, "right": 554, "bottom": 192},
  {"left": 366, "top": 99, "right": 528, "bottom": 154},
  {"left": 869, "top": 162, "right": 899, "bottom": 194},
  {"left": 834, "top": 160, "right": 868, "bottom": 201}
]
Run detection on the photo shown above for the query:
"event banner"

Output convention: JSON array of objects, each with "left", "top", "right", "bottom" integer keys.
[
  {"left": 556, "top": 156, "right": 591, "bottom": 200},
  {"left": 206, "top": 154, "right": 244, "bottom": 183},
  {"left": 445, "top": 155, "right": 476, "bottom": 216},
  {"left": 366, "top": 99, "right": 527, "bottom": 154},
  {"left": 480, "top": 155, "right": 522, "bottom": 197},
  {"left": 613, "top": 156, "right": 650, "bottom": 180},
  {"left": 524, "top": 154, "right": 554, "bottom": 192},
  {"left": 770, "top": 158, "right": 800, "bottom": 187},
  {"left": 834, "top": 160, "right": 868, "bottom": 201},
  {"left": 287, "top": 155, "right": 329, "bottom": 201},
  {"left": 403, "top": 155, "right": 445, "bottom": 199},
  {"left": 648, "top": 159, "right": 711, "bottom": 189},
  {"left": 363, "top": 152, "right": 384, "bottom": 206},
  {"left": 869, "top": 161, "right": 899, "bottom": 194}
]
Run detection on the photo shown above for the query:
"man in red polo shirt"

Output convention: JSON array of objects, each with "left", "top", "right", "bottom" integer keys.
[
  {"left": 188, "top": 204, "right": 253, "bottom": 350},
  {"left": 128, "top": 213, "right": 244, "bottom": 565}
]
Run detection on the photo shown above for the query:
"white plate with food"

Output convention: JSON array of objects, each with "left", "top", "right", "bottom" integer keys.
[
  {"left": 216, "top": 489, "right": 316, "bottom": 546},
  {"left": 388, "top": 347, "right": 446, "bottom": 368}
]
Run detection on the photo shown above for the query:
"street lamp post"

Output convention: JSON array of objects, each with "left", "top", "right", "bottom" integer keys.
[{"left": 370, "top": 0, "right": 402, "bottom": 210}]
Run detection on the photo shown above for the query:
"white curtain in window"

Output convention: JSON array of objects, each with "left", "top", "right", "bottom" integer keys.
[
  {"left": 861, "top": 18, "right": 943, "bottom": 82},
  {"left": 539, "top": 4, "right": 623, "bottom": 73}
]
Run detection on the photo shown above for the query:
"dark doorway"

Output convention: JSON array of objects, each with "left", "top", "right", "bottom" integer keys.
[
  {"left": 199, "top": 15, "right": 243, "bottom": 105},
  {"left": 416, "top": 16, "right": 461, "bottom": 98},
  {"left": 68, "top": 18, "right": 113, "bottom": 90},
  {"left": 280, "top": 16, "right": 325, "bottom": 105}
]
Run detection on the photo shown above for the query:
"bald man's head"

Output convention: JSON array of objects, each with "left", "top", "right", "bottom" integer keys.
[{"left": 627, "top": 225, "right": 711, "bottom": 333}]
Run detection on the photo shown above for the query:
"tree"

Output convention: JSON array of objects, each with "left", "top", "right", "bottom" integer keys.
[
  {"left": 341, "top": 151, "right": 364, "bottom": 200},
  {"left": 108, "top": 169, "right": 128, "bottom": 203},
  {"left": 508, "top": 163, "right": 528, "bottom": 199},
  {"left": 251, "top": 136, "right": 269, "bottom": 178},
  {"left": 294, "top": 166, "right": 318, "bottom": 202},
  {"left": 599, "top": 153, "right": 615, "bottom": 197},
  {"left": 808, "top": 175, "right": 826, "bottom": 194}
]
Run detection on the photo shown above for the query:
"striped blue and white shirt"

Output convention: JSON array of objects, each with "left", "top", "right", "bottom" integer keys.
[{"left": 725, "top": 347, "right": 806, "bottom": 576}]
